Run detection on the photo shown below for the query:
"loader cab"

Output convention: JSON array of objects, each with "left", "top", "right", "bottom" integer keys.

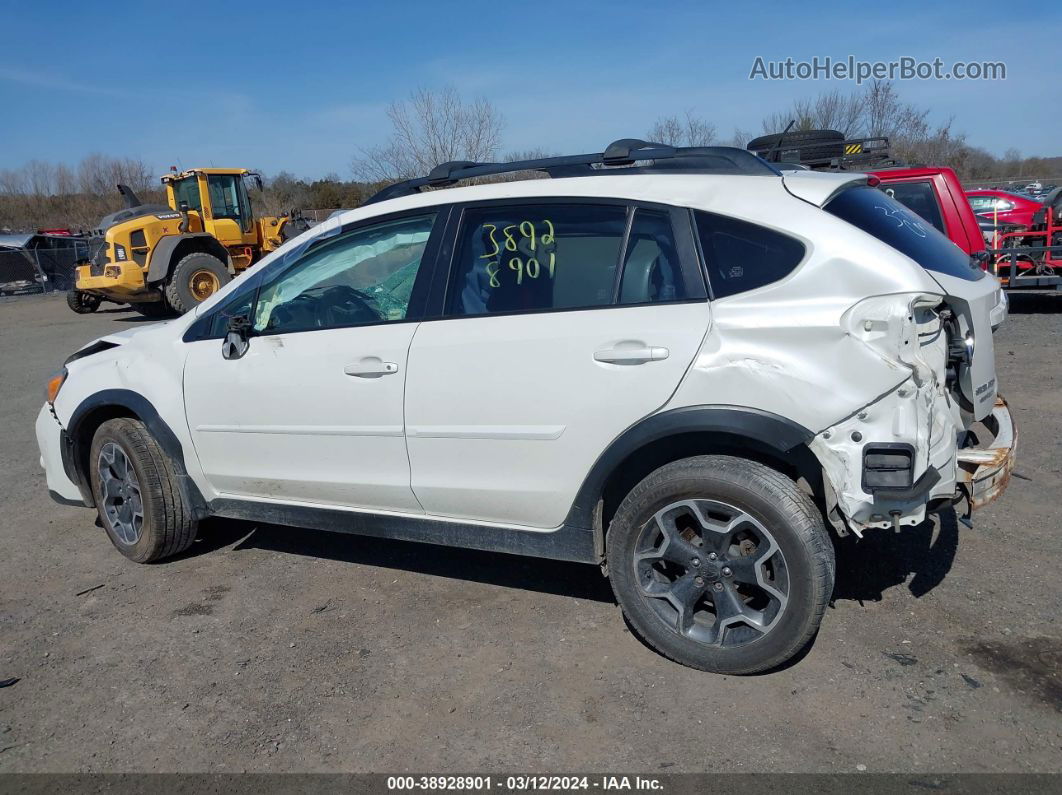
[
  {"left": 163, "top": 168, "right": 261, "bottom": 268},
  {"left": 165, "top": 169, "right": 256, "bottom": 236}
]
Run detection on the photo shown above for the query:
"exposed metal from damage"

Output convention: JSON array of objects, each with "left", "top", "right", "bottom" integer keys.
[{"left": 956, "top": 396, "right": 1017, "bottom": 510}]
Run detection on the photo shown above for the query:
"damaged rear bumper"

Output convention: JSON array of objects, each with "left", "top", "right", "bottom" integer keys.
[{"left": 957, "top": 396, "right": 1017, "bottom": 511}]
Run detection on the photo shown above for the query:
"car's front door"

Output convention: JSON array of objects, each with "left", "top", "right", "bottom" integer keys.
[
  {"left": 404, "top": 200, "right": 711, "bottom": 529},
  {"left": 183, "top": 210, "right": 443, "bottom": 512}
]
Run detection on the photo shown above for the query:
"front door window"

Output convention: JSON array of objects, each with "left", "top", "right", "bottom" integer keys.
[{"left": 253, "top": 214, "right": 436, "bottom": 334}]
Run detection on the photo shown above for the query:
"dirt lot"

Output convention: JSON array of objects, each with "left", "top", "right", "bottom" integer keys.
[{"left": 0, "top": 292, "right": 1060, "bottom": 774}]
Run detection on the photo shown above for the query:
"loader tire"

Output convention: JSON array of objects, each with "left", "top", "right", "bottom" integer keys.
[
  {"left": 67, "top": 290, "right": 101, "bottom": 314},
  {"left": 164, "top": 253, "right": 230, "bottom": 314}
]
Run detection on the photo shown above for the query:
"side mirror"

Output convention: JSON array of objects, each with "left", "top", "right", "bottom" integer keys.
[
  {"left": 254, "top": 175, "right": 264, "bottom": 192},
  {"left": 222, "top": 315, "right": 251, "bottom": 360}
]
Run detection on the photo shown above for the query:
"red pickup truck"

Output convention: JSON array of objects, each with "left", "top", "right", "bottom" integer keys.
[{"left": 870, "top": 166, "right": 986, "bottom": 256}]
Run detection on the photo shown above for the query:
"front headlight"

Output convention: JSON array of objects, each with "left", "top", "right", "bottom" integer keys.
[
  {"left": 114, "top": 243, "right": 127, "bottom": 261},
  {"left": 46, "top": 368, "right": 67, "bottom": 404}
]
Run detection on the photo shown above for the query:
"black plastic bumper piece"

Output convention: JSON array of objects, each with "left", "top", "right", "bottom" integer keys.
[{"left": 872, "top": 466, "right": 941, "bottom": 502}]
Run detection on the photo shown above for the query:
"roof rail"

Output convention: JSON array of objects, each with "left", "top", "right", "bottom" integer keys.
[{"left": 365, "top": 139, "right": 780, "bottom": 204}]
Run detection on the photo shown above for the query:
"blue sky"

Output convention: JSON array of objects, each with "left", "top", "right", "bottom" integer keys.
[{"left": 1, "top": 0, "right": 1058, "bottom": 179}]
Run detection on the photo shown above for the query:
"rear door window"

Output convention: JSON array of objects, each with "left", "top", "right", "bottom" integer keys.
[
  {"left": 447, "top": 203, "right": 705, "bottom": 316},
  {"left": 879, "top": 180, "right": 945, "bottom": 233},
  {"left": 694, "top": 211, "right": 806, "bottom": 298},
  {"left": 449, "top": 204, "right": 628, "bottom": 316}
]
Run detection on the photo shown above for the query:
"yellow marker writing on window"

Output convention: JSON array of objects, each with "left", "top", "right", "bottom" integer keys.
[
  {"left": 480, "top": 224, "right": 500, "bottom": 259},
  {"left": 479, "top": 220, "right": 556, "bottom": 287},
  {"left": 519, "top": 221, "right": 536, "bottom": 251},
  {"left": 509, "top": 257, "right": 523, "bottom": 284}
]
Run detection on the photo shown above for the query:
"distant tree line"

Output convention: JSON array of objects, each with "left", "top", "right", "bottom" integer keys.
[
  {"left": 0, "top": 156, "right": 381, "bottom": 233},
  {"left": 650, "top": 80, "right": 1060, "bottom": 182},
  {"left": 1, "top": 81, "right": 1058, "bottom": 234}
]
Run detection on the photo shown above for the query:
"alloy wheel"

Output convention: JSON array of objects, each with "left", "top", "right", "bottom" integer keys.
[
  {"left": 96, "top": 442, "right": 144, "bottom": 545},
  {"left": 633, "top": 499, "right": 789, "bottom": 647}
]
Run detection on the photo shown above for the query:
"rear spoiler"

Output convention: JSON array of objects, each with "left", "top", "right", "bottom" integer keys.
[{"left": 781, "top": 172, "right": 870, "bottom": 207}]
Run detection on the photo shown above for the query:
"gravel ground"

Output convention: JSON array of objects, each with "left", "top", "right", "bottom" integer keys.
[{"left": 0, "top": 292, "right": 1059, "bottom": 773}]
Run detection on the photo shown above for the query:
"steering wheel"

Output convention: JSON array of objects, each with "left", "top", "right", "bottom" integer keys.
[{"left": 312, "top": 284, "right": 379, "bottom": 327}]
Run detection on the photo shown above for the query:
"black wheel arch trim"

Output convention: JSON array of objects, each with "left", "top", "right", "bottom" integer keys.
[
  {"left": 562, "top": 404, "right": 815, "bottom": 538},
  {"left": 66, "top": 389, "right": 209, "bottom": 518},
  {"left": 147, "top": 234, "right": 232, "bottom": 283}
]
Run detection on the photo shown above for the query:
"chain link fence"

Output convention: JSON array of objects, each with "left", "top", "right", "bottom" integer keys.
[{"left": 0, "top": 239, "right": 105, "bottom": 297}]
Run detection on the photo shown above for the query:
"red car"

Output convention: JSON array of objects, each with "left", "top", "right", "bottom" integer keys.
[{"left": 965, "top": 189, "right": 1042, "bottom": 228}]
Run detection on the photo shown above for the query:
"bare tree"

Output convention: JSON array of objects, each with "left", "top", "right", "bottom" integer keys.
[
  {"left": 761, "top": 89, "right": 864, "bottom": 136},
  {"left": 728, "top": 128, "right": 753, "bottom": 148},
  {"left": 648, "top": 111, "right": 716, "bottom": 147},
  {"left": 353, "top": 87, "right": 505, "bottom": 182},
  {"left": 761, "top": 98, "right": 818, "bottom": 135},
  {"left": 811, "top": 89, "right": 865, "bottom": 136},
  {"left": 77, "top": 154, "right": 152, "bottom": 197},
  {"left": 1002, "top": 148, "right": 1024, "bottom": 177}
]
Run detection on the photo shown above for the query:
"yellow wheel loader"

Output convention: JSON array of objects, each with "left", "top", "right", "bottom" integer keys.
[{"left": 69, "top": 168, "right": 309, "bottom": 316}]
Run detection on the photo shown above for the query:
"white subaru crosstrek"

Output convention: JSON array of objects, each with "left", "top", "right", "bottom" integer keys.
[{"left": 36, "top": 141, "right": 1015, "bottom": 674}]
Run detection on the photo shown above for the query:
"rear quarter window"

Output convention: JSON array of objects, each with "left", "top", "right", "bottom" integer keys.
[
  {"left": 825, "top": 186, "right": 984, "bottom": 282},
  {"left": 694, "top": 211, "right": 806, "bottom": 299}
]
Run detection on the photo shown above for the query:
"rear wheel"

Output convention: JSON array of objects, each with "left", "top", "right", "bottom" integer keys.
[
  {"left": 607, "top": 455, "right": 834, "bottom": 674},
  {"left": 88, "top": 418, "right": 197, "bottom": 563},
  {"left": 164, "top": 252, "right": 230, "bottom": 314},
  {"left": 66, "top": 290, "right": 100, "bottom": 314}
]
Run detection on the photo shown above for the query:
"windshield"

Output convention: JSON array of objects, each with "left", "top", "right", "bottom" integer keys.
[{"left": 825, "top": 185, "right": 984, "bottom": 282}]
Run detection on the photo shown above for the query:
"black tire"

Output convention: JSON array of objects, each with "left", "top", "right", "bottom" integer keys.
[
  {"left": 66, "top": 290, "right": 101, "bottom": 314},
  {"left": 88, "top": 418, "right": 197, "bottom": 563},
  {"left": 746, "top": 129, "right": 845, "bottom": 163},
  {"left": 607, "top": 455, "right": 835, "bottom": 674},
  {"left": 132, "top": 301, "right": 173, "bottom": 319},
  {"left": 163, "top": 252, "right": 231, "bottom": 314}
]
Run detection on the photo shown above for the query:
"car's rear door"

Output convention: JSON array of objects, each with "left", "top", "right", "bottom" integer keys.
[{"left": 404, "top": 199, "right": 711, "bottom": 529}]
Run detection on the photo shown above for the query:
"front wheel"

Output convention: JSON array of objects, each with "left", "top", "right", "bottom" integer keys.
[
  {"left": 607, "top": 455, "right": 834, "bottom": 674},
  {"left": 88, "top": 418, "right": 198, "bottom": 563}
]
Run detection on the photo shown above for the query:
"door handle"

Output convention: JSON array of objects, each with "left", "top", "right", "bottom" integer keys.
[
  {"left": 593, "top": 345, "right": 670, "bottom": 364},
  {"left": 344, "top": 359, "right": 399, "bottom": 377}
]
